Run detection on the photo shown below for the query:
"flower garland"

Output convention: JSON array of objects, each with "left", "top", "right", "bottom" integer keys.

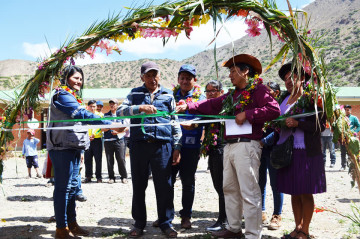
[
  {"left": 57, "top": 85, "right": 83, "bottom": 104},
  {"left": 173, "top": 84, "right": 202, "bottom": 104},
  {"left": 268, "top": 83, "right": 323, "bottom": 131},
  {"left": 200, "top": 123, "right": 222, "bottom": 157},
  {"left": 220, "top": 75, "right": 263, "bottom": 115},
  {"left": 200, "top": 76, "right": 262, "bottom": 156}
]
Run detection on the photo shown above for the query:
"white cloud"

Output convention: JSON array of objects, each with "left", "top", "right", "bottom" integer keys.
[
  {"left": 22, "top": 19, "right": 247, "bottom": 62},
  {"left": 120, "top": 19, "right": 247, "bottom": 56},
  {"left": 75, "top": 54, "right": 113, "bottom": 65},
  {"left": 23, "top": 42, "right": 57, "bottom": 59},
  {"left": 23, "top": 42, "right": 113, "bottom": 65}
]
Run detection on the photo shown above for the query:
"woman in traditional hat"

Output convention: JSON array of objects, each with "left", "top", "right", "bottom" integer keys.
[
  {"left": 47, "top": 65, "right": 112, "bottom": 239},
  {"left": 176, "top": 54, "right": 280, "bottom": 239},
  {"left": 276, "top": 63, "right": 326, "bottom": 239}
]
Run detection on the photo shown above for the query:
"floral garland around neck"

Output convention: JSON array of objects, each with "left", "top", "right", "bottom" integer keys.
[
  {"left": 200, "top": 123, "right": 223, "bottom": 157},
  {"left": 266, "top": 82, "right": 323, "bottom": 132},
  {"left": 173, "top": 84, "right": 202, "bottom": 105},
  {"left": 220, "top": 75, "right": 263, "bottom": 115},
  {"left": 57, "top": 85, "right": 83, "bottom": 104}
]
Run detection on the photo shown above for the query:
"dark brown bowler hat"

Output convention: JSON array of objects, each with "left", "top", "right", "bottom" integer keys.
[
  {"left": 221, "top": 54, "right": 262, "bottom": 75},
  {"left": 278, "top": 62, "right": 311, "bottom": 81}
]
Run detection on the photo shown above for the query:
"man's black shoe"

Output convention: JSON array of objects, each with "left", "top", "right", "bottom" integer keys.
[
  {"left": 75, "top": 194, "right": 87, "bottom": 202},
  {"left": 206, "top": 220, "right": 224, "bottom": 232}
]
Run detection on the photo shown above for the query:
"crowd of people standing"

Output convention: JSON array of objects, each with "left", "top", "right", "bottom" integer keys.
[{"left": 40, "top": 52, "right": 360, "bottom": 239}]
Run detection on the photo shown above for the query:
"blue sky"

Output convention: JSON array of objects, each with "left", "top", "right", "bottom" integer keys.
[{"left": 0, "top": 0, "right": 313, "bottom": 64}]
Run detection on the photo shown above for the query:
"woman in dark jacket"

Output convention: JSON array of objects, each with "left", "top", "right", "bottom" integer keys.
[
  {"left": 47, "top": 66, "right": 111, "bottom": 238},
  {"left": 276, "top": 63, "right": 326, "bottom": 239}
]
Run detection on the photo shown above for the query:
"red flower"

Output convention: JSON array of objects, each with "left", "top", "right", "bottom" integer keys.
[
  {"left": 241, "top": 91, "right": 250, "bottom": 97},
  {"left": 236, "top": 9, "right": 249, "bottom": 17}
]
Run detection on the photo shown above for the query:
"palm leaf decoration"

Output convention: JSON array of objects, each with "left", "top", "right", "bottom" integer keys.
[{"left": 1, "top": 0, "right": 359, "bottom": 190}]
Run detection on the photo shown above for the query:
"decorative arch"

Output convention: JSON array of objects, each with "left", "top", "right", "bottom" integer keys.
[{"left": 0, "top": 0, "right": 359, "bottom": 190}]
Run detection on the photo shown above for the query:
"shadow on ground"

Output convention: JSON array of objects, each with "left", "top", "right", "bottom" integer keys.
[{"left": 7, "top": 195, "right": 53, "bottom": 202}]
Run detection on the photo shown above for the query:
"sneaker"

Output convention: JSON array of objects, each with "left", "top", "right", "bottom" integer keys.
[
  {"left": 108, "top": 179, "right": 115, "bottom": 184},
  {"left": 262, "top": 212, "right": 268, "bottom": 225},
  {"left": 121, "top": 178, "right": 128, "bottom": 184},
  {"left": 330, "top": 163, "right": 335, "bottom": 168},
  {"left": 36, "top": 174, "right": 42, "bottom": 178},
  {"left": 26, "top": 175, "right": 31, "bottom": 179},
  {"left": 268, "top": 215, "right": 281, "bottom": 230}
]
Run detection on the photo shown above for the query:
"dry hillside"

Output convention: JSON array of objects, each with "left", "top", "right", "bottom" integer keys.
[{"left": 0, "top": 0, "right": 359, "bottom": 90}]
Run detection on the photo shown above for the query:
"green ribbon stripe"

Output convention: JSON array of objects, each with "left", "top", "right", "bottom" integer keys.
[
  {"left": 17, "top": 111, "right": 236, "bottom": 125},
  {"left": 10, "top": 111, "right": 236, "bottom": 135}
]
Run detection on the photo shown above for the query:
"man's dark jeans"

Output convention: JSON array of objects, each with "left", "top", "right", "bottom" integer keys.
[
  {"left": 85, "top": 138, "right": 103, "bottom": 179},
  {"left": 208, "top": 149, "right": 226, "bottom": 222},
  {"left": 171, "top": 147, "right": 200, "bottom": 219},
  {"left": 340, "top": 143, "right": 348, "bottom": 168},
  {"left": 130, "top": 140, "right": 174, "bottom": 231},
  {"left": 321, "top": 136, "right": 336, "bottom": 164},
  {"left": 104, "top": 138, "right": 127, "bottom": 180}
]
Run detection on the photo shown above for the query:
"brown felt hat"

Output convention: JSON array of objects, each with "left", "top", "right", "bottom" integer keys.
[{"left": 222, "top": 54, "right": 262, "bottom": 75}]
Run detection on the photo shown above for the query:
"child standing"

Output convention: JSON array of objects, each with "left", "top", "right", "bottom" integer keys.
[{"left": 22, "top": 129, "right": 42, "bottom": 178}]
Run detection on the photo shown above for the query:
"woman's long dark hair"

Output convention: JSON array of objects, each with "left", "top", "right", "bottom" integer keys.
[{"left": 60, "top": 65, "right": 84, "bottom": 95}]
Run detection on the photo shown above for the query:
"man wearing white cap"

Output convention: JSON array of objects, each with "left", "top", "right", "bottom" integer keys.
[{"left": 22, "top": 129, "right": 42, "bottom": 178}]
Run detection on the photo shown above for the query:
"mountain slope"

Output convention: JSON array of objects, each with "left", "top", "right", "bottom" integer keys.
[{"left": 0, "top": 0, "right": 359, "bottom": 90}]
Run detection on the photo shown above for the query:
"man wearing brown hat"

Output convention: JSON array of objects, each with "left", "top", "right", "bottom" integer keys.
[
  {"left": 103, "top": 98, "right": 128, "bottom": 184},
  {"left": 176, "top": 54, "right": 280, "bottom": 239},
  {"left": 117, "top": 61, "right": 182, "bottom": 238}
]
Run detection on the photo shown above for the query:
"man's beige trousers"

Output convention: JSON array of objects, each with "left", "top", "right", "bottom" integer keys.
[{"left": 223, "top": 140, "right": 263, "bottom": 239}]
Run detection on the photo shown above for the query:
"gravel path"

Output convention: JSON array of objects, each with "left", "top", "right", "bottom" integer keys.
[{"left": 0, "top": 150, "right": 359, "bottom": 239}]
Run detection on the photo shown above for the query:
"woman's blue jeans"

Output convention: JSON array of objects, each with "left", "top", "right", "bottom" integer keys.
[
  {"left": 49, "top": 149, "right": 81, "bottom": 228},
  {"left": 258, "top": 148, "right": 284, "bottom": 215}
]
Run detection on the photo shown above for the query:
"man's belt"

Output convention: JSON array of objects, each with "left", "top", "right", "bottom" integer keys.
[
  {"left": 145, "top": 138, "right": 163, "bottom": 143},
  {"left": 226, "top": 137, "right": 251, "bottom": 144}
]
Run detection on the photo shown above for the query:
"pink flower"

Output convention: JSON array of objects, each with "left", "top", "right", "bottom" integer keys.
[
  {"left": 184, "top": 20, "right": 194, "bottom": 38},
  {"left": 163, "top": 29, "right": 174, "bottom": 37},
  {"left": 38, "top": 62, "right": 45, "bottom": 70},
  {"left": 298, "top": 53, "right": 312, "bottom": 74},
  {"left": 153, "top": 28, "right": 163, "bottom": 37},
  {"left": 214, "top": 134, "right": 218, "bottom": 140},
  {"left": 307, "top": 30, "right": 311, "bottom": 34},
  {"left": 245, "top": 19, "right": 262, "bottom": 37},
  {"left": 213, "top": 141, "right": 217, "bottom": 146},
  {"left": 177, "top": 99, "right": 186, "bottom": 105},
  {"left": 85, "top": 47, "right": 97, "bottom": 59},
  {"left": 98, "top": 40, "right": 109, "bottom": 51},
  {"left": 269, "top": 26, "right": 284, "bottom": 42}
]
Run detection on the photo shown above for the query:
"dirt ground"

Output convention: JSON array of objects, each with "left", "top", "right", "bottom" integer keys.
[{"left": 0, "top": 150, "right": 359, "bottom": 239}]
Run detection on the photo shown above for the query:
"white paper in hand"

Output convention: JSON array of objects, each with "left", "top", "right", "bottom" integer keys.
[{"left": 225, "top": 119, "right": 252, "bottom": 136}]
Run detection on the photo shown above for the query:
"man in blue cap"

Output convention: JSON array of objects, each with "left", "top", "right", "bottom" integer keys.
[
  {"left": 171, "top": 64, "right": 206, "bottom": 229},
  {"left": 96, "top": 101, "right": 104, "bottom": 116}
]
